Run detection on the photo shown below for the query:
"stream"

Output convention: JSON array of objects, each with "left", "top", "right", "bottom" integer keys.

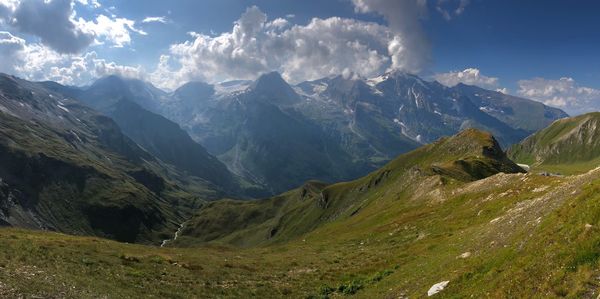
[{"left": 160, "top": 221, "right": 187, "bottom": 247}]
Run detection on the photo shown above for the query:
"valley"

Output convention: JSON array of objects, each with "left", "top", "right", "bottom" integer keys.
[
  {"left": 1, "top": 1, "right": 600, "bottom": 298},
  {"left": 0, "top": 59, "right": 598, "bottom": 299},
  {"left": 3, "top": 84, "right": 600, "bottom": 297}
]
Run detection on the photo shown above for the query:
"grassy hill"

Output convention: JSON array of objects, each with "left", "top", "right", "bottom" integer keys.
[
  {"left": 176, "top": 128, "right": 524, "bottom": 247},
  {"left": 0, "top": 74, "right": 218, "bottom": 244},
  {"left": 508, "top": 112, "right": 600, "bottom": 174},
  {"left": 4, "top": 127, "right": 600, "bottom": 297}
]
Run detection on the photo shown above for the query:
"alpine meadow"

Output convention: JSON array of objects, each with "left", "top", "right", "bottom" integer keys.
[{"left": 2, "top": 0, "right": 600, "bottom": 298}]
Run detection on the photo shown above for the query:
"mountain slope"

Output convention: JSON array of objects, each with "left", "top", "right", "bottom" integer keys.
[
  {"left": 0, "top": 74, "right": 210, "bottom": 243},
  {"left": 6, "top": 127, "right": 600, "bottom": 298},
  {"left": 172, "top": 73, "right": 368, "bottom": 194},
  {"left": 155, "top": 71, "right": 565, "bottom": 194},
  {"left": 454, "top": 83, "right": 568, "bottom": 132},
  {"left": 176, "top": 129, "right": 524, "bottom": 247},
  {"left": 41, "top": 77, "right": 257, "bottom": 197},
  {"left": 508, "top": 112, "right": 600, "bottom": 174}
]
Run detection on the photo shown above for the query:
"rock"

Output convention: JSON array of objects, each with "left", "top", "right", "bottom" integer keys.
[
  {"left": 458, "top": 252, "right": 471, "bottom": 259},
  {"left": 585, "top": 223, "right": 593, "bottom": 229},
  {"left": 427, "top": 281, "right": 449, "bottom": 296}
]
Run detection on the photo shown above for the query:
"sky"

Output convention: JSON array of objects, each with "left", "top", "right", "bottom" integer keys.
[{"left": 0, "top": 0, "right": 599, "bottom": 115}]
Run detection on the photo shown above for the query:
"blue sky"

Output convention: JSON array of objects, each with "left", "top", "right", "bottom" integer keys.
[
  {"left": 0, "top": 0, "right": 599, "bottom": 114},
  {"left": 428, "top": 0, "right": 600, "bottom": 89}
]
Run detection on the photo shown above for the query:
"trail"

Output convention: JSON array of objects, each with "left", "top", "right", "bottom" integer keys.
[{"left": 160, "top": 221, "right": 187, "bottom": 247}]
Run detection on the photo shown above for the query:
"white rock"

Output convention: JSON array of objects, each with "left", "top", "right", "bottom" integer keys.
[
  {"left": 458, "top": 252, "right": 471, "bottom": 259},
  {"left": 427, "top": 281, "right": 449, "bottom": 296}
]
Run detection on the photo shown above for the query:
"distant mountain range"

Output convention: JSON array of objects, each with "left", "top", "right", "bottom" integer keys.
[
  {"left": 2, "top": 68, "right": 600, "bottom": 297},
  {"left": 67, "top": 71, "right": 565, "bottom": 194},
  {"left": 0, "top": 71, "right": 569, "bottom": 243},
  {"left": 0, "top": 73, "right": 253, "bottom": 243}
]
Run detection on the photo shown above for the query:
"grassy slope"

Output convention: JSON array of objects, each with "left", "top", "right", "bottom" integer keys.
[
  {"left": 5, "top": 129, "right": 600, "bottom": 297},
  {"left": 0, "top": 75, "right": 214, "bottom": 244},
  {"left": 177, "top": 129, "right": 523, "bottom": 247},
  {"left": 3, "top": 165, "right": 600, "bottom": 297},
  {"left": 509, "top": 112, "right": 600, "bottom": 174}
]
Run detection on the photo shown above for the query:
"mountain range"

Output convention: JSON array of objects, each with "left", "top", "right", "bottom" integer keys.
[
  {"left": 9, "top": 70, "right": 600, "bottom": 298},
  {"left": 0, "top": 73, "right": 246, "bottom": 243},
  {"left": 4, "top": 108, "right": 600, "bottom": 297},
  {"left": 43, "top": 71, "right": 566, "bottom": 194}
]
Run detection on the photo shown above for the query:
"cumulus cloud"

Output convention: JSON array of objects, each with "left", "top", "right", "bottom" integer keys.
[
  {"left": 75, "top": 14, "right": 147, "bottom": 48},
  {"left": 495, "top": 87, "right": 508, "bottom": 94},
  {"left": 436, "top": 0, "right": 469, "bottom": 20},
  {"left": 75, "top": 0, "right": 100, "bottom": 8},
  {"left": 434, "top": 68, "right": 501, "bottom": 90},
  {"left": 8, "top": 0, "right": 94, "bottom": 53},
  {"left": 0, "top": 31, "right": 24, "bottom": 70},
  {"left": 0, "top": 33, "right": 141, "bottom": 85},
  {"left": 149, "top": 5, "right": 425, "bottom": 89},
  {"left": 352, "top": 0, "right": 429, "bottom": 73},
  {"left": 517, "top": 77, "right": 600, "bottom": 115},
  {"left": 142, "top": 16, "right": 167, "bottom": 24},
  {"left": 0, "top": 30, "right": 24, "bottom": 52},
  {"left": 0, "top": 0, "right": 145, "bottom": 53}
]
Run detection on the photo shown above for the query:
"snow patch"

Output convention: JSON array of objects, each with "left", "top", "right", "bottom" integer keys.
[
  {"left": 366, "top": 74, "right": 387, "bottom": 86},
  {"left": 479, "top": 106, "right": 503, "bottom": 114},
  {"left": 57, "top": 104, "right": 70, "bottom": 113},
  {"left": 312, "top": 83, "right": 328, "bottom": 94},
  {"left": 214, "top": 80, "right": 251, "bottom": 96}
]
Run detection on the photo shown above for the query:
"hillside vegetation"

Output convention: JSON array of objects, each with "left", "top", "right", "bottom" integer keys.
[
  {"left": 8, "top": 127, "right": 600, "bottom": 297},
  {"left": 509, "top": 112, "right": 600, "bottom": 174},
  {"left": 0, "top": 74, "right": 217, "bottom": 244}
]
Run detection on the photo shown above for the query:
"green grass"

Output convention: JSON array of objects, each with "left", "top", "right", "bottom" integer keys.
[
  {"left": 509, "top": 112, "right": 600, "bottom": 174},
  {"left": 5, "top": 126, "right": 600, "bottom": 297}
]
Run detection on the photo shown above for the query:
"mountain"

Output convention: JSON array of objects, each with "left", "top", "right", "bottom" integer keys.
[
  {"left": 454, "top": 83, "right": 568, "bottom": 132},
  {"left": 41, "top": 77, "right": 261, "bottom": 197},
  {"left": 175, "top": 128, "right": 524, "bottom": 247},
  {"left": 148, "top": 71, "right": 566, "bottom": 194},
  {"left": 508, "top": 112, "right": 600, "bottom": 174},
  {"left": 0, "top": 74, "right": 219, "bottom": 243},
  {"left": 79, "top": 75, "right": 167, "bottom": 113},
  {"left": 162, "top": 72, "right": 370, "bottom": 194},
  {"left": 7, "top": 126, "right": 600, "bottom": 298}
]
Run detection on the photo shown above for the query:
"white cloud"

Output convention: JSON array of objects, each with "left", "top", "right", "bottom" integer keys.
[
  {"left": 142, "top": 16, "right": 167, "bottom": 24},
  {"left": 76, "top": 14, "right": 147, "bottom": 48},
  {"left": 0, "top": 31, "right": 24, "bottom": 70},
  {"left": 149, "top": 5, "right": 423, "bottom": 89},
  {"left": 267, "top": 17, "right": 289, "bottom": 30},
  {"left": 495, "top": 87, "right": 508, "bottom": 94},
  {"left": 436, "top": 0, "right": 470, "bottom": 20},
  {"left": 0, "top": 0, "right": 144, "bottom": 53},
  {"left": 351, "top": 0, "right": 430, "bottom": 73},
  {"left": 6, "top": 0, "right": 94, "bottom": 53},
  {"left": 0, "top": 30, "right": 24, "bottom": 52},
  {"left": 75, "top": 0, "right": 100, "bottom": 8},
  {"left": 517, "top": 77, "right": 600, "bottom": 115},
  {"left": 434, "top": 68, "right": 501, "bottom": 90},
  {"left": 0, "top": 34, "right": 141, "bottom": 85}
]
